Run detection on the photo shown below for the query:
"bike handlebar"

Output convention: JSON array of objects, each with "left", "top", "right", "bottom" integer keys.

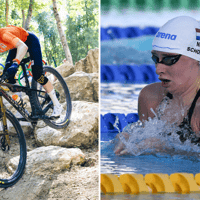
[
  {"left": 20, "top": 57, "right": 31, "bottom": 65},
  {"left": 0, "top": 57, "right": 32, "bottom": 83},
  {"left": 0, "top": 72, "right": 9, "bottom": 83}
]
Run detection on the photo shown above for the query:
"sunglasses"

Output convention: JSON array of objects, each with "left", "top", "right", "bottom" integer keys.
[{"left": 151, "top": 54, "right": 182, "bottom": 66}]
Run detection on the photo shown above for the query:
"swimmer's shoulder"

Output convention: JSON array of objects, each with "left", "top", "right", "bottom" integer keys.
[
  {"left": 138, "top": 82, "right": 166, "bottom": 121},
  {"left": 139, "top": 82, "right": 166, "bottom": 101}
]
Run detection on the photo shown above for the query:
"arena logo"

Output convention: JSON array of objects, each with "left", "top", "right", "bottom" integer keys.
[
  {"left": 156, "top": 32, "right": 177, "bottom": 40},
  {"left": 187, "top": 47, "right": 200, "bottom": 54}
]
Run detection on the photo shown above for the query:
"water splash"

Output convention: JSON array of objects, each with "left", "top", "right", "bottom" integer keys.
[
  {"left": 113, "top": 115, "right": 120, "bottom": 133},
  {"left": 113, "top": 95, "right": 200, "bottom": 160},
  {"left": 117, "top": 116, "right": 200, "bottom": 159}
]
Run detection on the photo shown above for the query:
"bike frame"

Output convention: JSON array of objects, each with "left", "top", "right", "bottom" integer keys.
[
  {"left": 0, "top": 92, "right": 10, "bottom": 150},
  {"left": 0, "top": 57, "right": 51, "bottom": 124}
]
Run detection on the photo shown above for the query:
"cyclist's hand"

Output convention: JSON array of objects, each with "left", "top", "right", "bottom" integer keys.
[{"left": 7, "top": 62, "right": 19, "bottom": 76}]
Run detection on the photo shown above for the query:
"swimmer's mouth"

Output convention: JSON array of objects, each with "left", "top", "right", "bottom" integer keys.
[{"left": 160, "top": 78, "right": 171, "bottom": 83}]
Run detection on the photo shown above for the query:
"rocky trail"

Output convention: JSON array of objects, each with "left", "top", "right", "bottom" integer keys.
[
  {"left": 0, "top": 48, "right": 99, "bottom": 200},
  {"left": 0, "top": 136, "right": 99, "bottom": 200}
]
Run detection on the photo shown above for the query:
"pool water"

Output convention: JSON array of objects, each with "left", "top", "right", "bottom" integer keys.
[
  {"left": 101, "top": 13, "right": 200, "bottom": 197},
  {"left": 100, "top": 83, "right": 200, "bottom": 199},
  {"left": 101, "top": 83, "right": 146, "bottom": 115},
  {"left": 101, "top": 82, "right": 200, "bottom": 175}
]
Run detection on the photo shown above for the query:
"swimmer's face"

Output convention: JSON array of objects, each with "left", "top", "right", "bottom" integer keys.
[{"left": 151, "top": 50, "right": 199, "bottom": 95}]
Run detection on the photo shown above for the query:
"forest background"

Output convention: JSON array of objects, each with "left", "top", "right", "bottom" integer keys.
[{"left": 0, "top": 0, "right": 99, "bottom": 67}]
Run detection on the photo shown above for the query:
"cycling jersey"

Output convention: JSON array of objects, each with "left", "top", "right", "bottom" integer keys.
[{"left": 0, "top": 25, "right": 29, "bottom": 53}]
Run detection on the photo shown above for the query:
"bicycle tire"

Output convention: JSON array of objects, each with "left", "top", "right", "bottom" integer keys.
[
  {"left": 31, "top": 66, "right": 72, "bottom": 129},
  {"left": 0, "top": 110, "right": 26, "bottom": 188}
]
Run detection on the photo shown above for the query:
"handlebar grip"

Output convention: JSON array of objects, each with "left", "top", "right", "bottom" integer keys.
[
  {"left": 0, "top": 72, "right": 9, "bottom": 82},
  {"left": 20, "top": 57, "right": 31, "bottom": 65}
]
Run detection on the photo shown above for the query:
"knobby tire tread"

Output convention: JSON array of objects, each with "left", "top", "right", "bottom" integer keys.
[
  {"left": 0, "top": 110, "right": 26, "bottom": 188},
  {"left": 31, "top": 66, "right": 72, "bottom": 129}
]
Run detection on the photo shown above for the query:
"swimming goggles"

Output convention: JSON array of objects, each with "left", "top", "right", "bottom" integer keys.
[{"left": 151, "top": 54, "right": 182, "bottom": 66}]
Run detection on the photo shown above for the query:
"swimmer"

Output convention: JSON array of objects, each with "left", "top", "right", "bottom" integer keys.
[{"left": 115, "top": 16, "right": 200, "bottom": 155}]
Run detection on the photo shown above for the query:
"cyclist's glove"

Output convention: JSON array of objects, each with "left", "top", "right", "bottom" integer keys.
[{"left": 7, "top": 62, "right": 19, "bottom": 76}]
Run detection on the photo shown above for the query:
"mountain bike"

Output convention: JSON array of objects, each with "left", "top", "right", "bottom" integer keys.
[{"left": 0, "top": 57, "right": 71, "bottom": 188}]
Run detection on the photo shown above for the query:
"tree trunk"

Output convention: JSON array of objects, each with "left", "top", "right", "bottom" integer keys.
[
  {"left": 52, "top": 0, "right": 73, "bottom": 65},
  {"left": 5, "top": 0, "right": 9, "bottom": 26},
  {"left": 24, "top": 0, "right": 33, "bottom": 30},
  {"left": 85, "top": 0, "right": 89, "bottom": 52},
  {"left": 22, "top": 9, "right": 25, "bottom": 28}
]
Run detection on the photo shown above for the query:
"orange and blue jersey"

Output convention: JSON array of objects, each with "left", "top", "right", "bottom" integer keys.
[{"left": 0, "top": 25, "right": 29, "bottom": 53}]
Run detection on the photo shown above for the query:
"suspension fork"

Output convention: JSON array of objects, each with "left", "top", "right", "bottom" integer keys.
[{"left": 0, "top": 92, "right": 10, "bottom": 150}]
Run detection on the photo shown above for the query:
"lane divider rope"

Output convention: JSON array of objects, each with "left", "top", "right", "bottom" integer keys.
[{"left": 101, "top": 173, "right": 200, "bottom": 195}]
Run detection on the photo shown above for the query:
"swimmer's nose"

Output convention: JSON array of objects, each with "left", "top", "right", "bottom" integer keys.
[{"left": 155, "top": 63, "right": 167, "bottom": 75}]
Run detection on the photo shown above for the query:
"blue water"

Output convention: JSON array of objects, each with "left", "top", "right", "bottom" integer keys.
[
  {"left": 101, "top": 140, "right": 200, "bottom": 175},
  {"left": 101, "top": 81, "right": 200, "bottom": 177},
  {"left": 101, "top": 83, "right": 145, "bottom": 115},
  {"left": 101, "top": 37, "right": 154, "bottom": 65},
  {"left": 101, "top": 37, "right": 200, "bottom": 174},
  {"left": 101, "top": 16, "right": 200, "bottom": 197},
  {"left": 100, "top": 83, "right": 200, "bottom": 200}
]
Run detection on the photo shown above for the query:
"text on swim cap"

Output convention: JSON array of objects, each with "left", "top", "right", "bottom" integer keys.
[
  {"left": 156, "top": 32, "right": 177, "bottom": 40},
  {"left": 187, "top": 47, "right": 200, "bottom": 54}
]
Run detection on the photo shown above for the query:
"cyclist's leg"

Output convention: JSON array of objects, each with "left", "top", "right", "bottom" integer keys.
[
  {"left": 26, "top": 32, "right": 62, "bottom": 116},
  {"left": 25, "top": 32, "right": 43, "bottom": 66},
  {"left": 3, "top": 49, "right": 17, "bottom": 83}
]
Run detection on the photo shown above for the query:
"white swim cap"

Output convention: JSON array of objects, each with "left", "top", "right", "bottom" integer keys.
[{"left": 152, "top": 16, "right": 200, "bottom": 61}]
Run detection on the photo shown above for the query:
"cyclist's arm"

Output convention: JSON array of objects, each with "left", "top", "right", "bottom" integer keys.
[{"left": 14, "top": 40, "right": 28, "bottom": 62}]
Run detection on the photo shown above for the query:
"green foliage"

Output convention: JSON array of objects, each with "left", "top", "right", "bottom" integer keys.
[
  {"left": 34, "top": 11, "right": 65, "bottom": 67},
  {"left": 0, "top": 0, "right": 99, "bottom": 67},
  {"left": 66, "top": 0, "right": 99, "bottom": 64},
  {"left": 0, "top": 0, "right": 6, "bottom": 28}
]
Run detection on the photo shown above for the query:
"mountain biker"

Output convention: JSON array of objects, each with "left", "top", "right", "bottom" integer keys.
[{"left": 0, "top": 25, "right": 62, "bottom": 118}]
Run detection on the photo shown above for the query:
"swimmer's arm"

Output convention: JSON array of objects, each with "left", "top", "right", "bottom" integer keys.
[
  {"left": 138, "top": 87, "right": 149, "bottom": 122},
  {"left": 14, "top": 40, "right": 28, "bottom": 62},
  {"left": 138, "top": 86, "right": 155, "bottom": 121},
  {"left": 138, "top": 83, "right": 163, "bottom": 121}
]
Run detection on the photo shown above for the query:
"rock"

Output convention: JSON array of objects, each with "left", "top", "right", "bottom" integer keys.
[
  {"left": 3, "top": 107, "right": 33, "bottom": 136},
  {"left": 64, "top": 71, "right": 94, "bottom": 102},
  {"left": 0, "top": 48, "right": 99, "bottom": 200},
  {"left": 7, "top": 146, "right": 85, "bottom": 175},
  {"left": 0, "top": 145, "right": 99, "bottom": 200},
  {"left": 74, "top": 48, "right": 99, "bottom": 73},
  {"left": 74, "top": 59, "right": 88, "bottom": 73},
  {"left": 55, "top": 62, "right": 75, "bottom": 78},
  {"left": 34, "top": 101, "right": 98, "bottom": 148},
  {"left": 0, "top": 176, "right": 51, "bottom": 200},
  {"left": 93, "top": 48, "right": 99, "bottom": 73},
  {"left": 89, "top": 73, "right": 99, "bottom": 102},
  {"left": 88, "top": 48, "right": 99, "bottom": 73},
  {"left": 17, "top": 121, "right": 32, "bottom": 135}
]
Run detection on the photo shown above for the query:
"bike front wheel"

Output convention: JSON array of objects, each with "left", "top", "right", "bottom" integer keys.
[
  {"left": 0, "top": 110, "right": 26, "bottom": 188},
  {"left": 31, "top": 66, "right": 72, "bottom": 129}
]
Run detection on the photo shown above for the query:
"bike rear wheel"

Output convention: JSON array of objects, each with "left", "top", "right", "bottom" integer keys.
[
  {"left": 31, "top": 66, "right": 71, "bottom": 129},
  {"left": 0, "top": 110, "right": 26, "bottom": 188}
]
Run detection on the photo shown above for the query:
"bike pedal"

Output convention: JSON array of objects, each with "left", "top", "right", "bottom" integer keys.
[{"left": 50, "top": 116, "right": 60, "bottom": 120}]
